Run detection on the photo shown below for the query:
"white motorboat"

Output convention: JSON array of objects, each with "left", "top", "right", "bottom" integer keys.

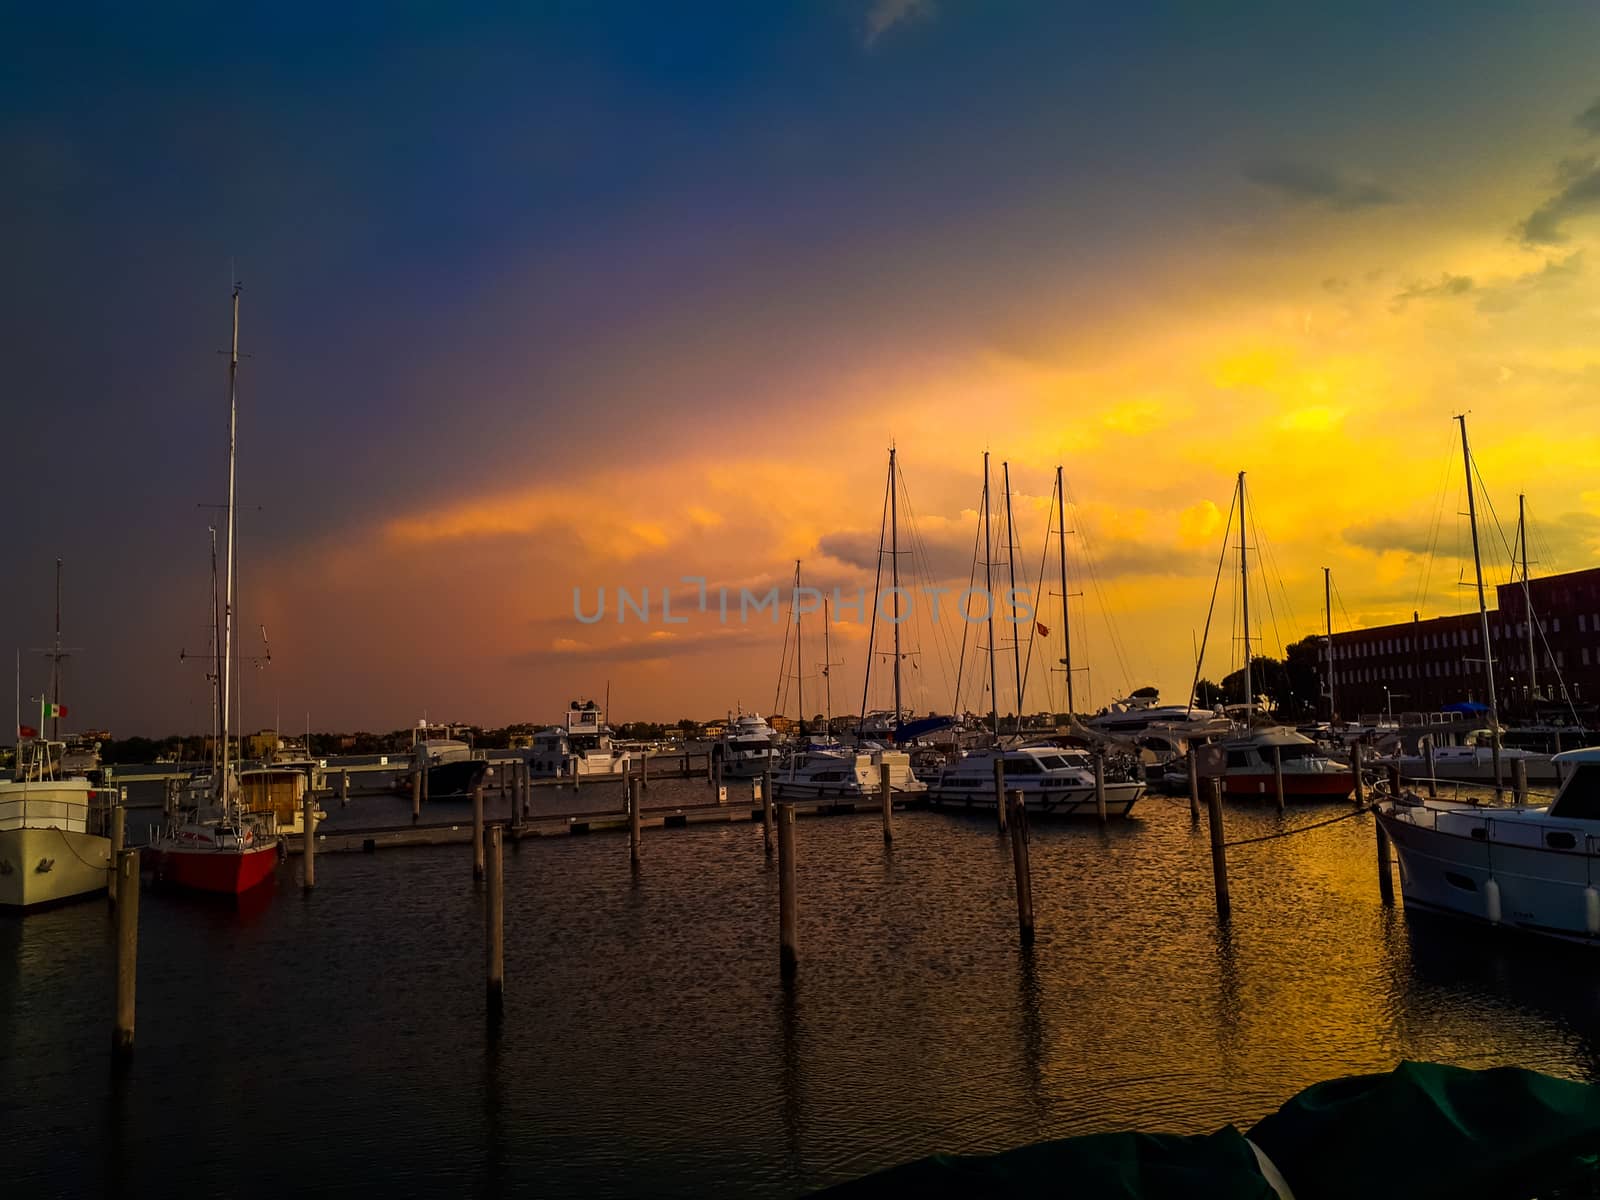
[
  {"left": 1218, "top": 727, "right": 1355, "bottom": 801},
  {"left": 0, "top": 737, "right": 114, "bottom": 910},
  {"left": 1377, "top": 746, "right": 1600, "bottom": 943},
  {"left": 772, "top": 747, "right": 927, "bottom": 800},
  {"left": 528, "top": 699, "right": 630, "bottom": 777},
  {"left": 1392, "top": 731, "right": 1558, "bottom": 785},
  {"left": 927, "top": 744, "right": 1144, "bottom": 817},
  {"left": 719, "top": 710, "right": 777, "bottom": 778}
]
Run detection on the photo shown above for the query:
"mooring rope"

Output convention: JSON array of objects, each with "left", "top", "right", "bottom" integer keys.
[{"left": 1222, "top": 802, "right": 1378, "bottom": 849}]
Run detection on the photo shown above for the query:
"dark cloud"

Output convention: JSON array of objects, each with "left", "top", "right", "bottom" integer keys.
[
  {"left": 1342, "top": 519, "right": 1435, "bottom": 556},
  {"left": 1475, "top": 252, "right": 1583, "bottom": 313},
  {"left": 1391, "top": 272, "right": 1473, "bottom": 311},
  {"left": 1577, "top": 97, "right": 1600, "bottom": 137},
  {"left": 1242, "top": 159, "right": 1399, "bottom": 211},
  {"left": 1519, "top": 155, "right": 1600, "bottom": 245}
]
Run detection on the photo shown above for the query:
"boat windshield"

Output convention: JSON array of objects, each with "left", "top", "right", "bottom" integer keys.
[
  {"left": 1276, "top": 744, "right": 1323, "bottom": 762},
  {"left": 1032, "top": 755, "right": 1075, "bottom": 771},
  {"left": 1550, "top": 764, "right": 1600, "bottom": 820}
]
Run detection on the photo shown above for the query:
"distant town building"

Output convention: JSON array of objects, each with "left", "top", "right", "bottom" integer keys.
[{"left": 1329, "top": 565, "right": 1600, "bottom": 718}]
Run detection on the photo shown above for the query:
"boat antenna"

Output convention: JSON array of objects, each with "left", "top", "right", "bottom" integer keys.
[{"left": 1456, "top": 414, "right": 1502, "bottom": 790}]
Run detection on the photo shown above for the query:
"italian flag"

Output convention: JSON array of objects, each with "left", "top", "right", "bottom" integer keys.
[{"left": 42, "top": 702, "right": 66, "bottom": 719}]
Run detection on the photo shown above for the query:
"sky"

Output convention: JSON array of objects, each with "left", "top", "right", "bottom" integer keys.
[{"left": 7, "top": 1, "right": 1600, "bottom": 735}]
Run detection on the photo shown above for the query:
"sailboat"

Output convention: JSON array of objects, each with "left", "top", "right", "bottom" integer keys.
[
  {"left": 146, "top": 284, "right": 281, "bottom": 895},
  {"left": 0, "top": 564, "right": 115, "bottom": 910},
  {"left": 1373, "top": 416, "right": 1600, "bottom": 942},
  {"left": 1205, "top": 472, "right": 1354, "bottom": 801}
]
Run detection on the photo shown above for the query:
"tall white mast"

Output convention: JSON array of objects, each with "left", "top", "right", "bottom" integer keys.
[
  {"left": 1002, "top": 462, "right": 1024, "bottom": 734},
  {"left": 1239, "top": 471, "right": 1251, "bottom": 723},
  {"left": 983, "top": 453, "right": 998, "bottom": 741},
  {"left": 1457, "top": 415, "right": 1502, "bottom": 789},
  {"left": 1055, "top": 466, "right": 1074, "bottom": 716},
  {"left": 1521, "top": 493, "right": 1537, "bottom": 704},
  {"left": 219, "top": 282, "right": 240, "bottom": 806},
  {"left": 1324, "top": 566, "right": 1334, "bottom": 723},
  {"left": 794, "top": 560, "right": 805, "bottom": 732},
  {"left": 889, "top": 449, "right": 902, "bottom": 739}
]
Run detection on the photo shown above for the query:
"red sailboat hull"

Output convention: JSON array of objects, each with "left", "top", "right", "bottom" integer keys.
[{"left": 147, "top": 842, "right": 279, "bottom": 894}]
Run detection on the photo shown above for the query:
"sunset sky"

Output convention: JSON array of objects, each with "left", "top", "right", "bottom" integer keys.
[{"left": 8, "top": 2, "right": 1600, "bottom": 736}]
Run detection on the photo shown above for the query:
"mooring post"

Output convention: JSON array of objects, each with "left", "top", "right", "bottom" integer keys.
[
  {"left": 411, "top": 769, "right": 422, "bottom": 824},
  {"left": 1424, "top": 736, "right": 1439, "bottom": 799},
  {"left": 108, "top": 803, "right": 125, "bottom": 907},
  {"left": 706, "top": 749, "right": 714, "bottom": 784},
  {"left": 113, "top": 849, "right": 139, "bottom": 1059},
  {"left": 629, "top": 775, "right": 642, "bottom": 874},
  {"left": 1007, "top": 790, "right": 1034, "bottom": 944},
  {"left": 1351, "top": 743, "right": 1365, "bottom": 806},
  {"left": 1272, "top": 744, "right": 1285, "bottom": 813},
  {"left": 1206, "top": 779, "right": 1231, "bottom": 920},
  {"left": 163, "top": 777, "right": 176, "bottom": 818},
  {"left": 777, "top": 802, "right": 798, "bottom": 980},
  {"left": 340, "top": 769, "right": 350, "bottom": 808},
  {"left": 486, "top": 824, "right": 504, "bottom": 1021},
  {"left": 421, "top": 758, "right": 430, "bottom": 808},
  {"left": 992, "top": 754, "right": 1007, "bottom": 833},
  {"left": 302, "top": 792, "right": 317, "bottom": 889},
  {"left": 1187, "top": 752, "right": 1201, "bottom": 820},
  {"left": 761, "top": 767, "right": 774, "bottom": 858},
  {"left": 1094, "top": 753, "right": 1108, "bottom": 823},
  {"left": 640, "top": 749, "right": 649, "bottom": 789},
  {"left": 878, "top": 760, "right": 895, "bottom": 843},
  {"left": 1513, "top": 756, "right": 1528, "bottom": 805},
  {"left": 1388, "top": 762, "right": 1403, "bottom": 803},
  {"left": 472, "top": 783, "right": 485, "bottom": 882},
  {"left": 1376, "top": 817, "right": 1394, "bottom": 906}
]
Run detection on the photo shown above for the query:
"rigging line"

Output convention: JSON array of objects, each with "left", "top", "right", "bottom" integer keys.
[
  {"left": 856, "top": 467, "right": 891, "bottom": 735},
  {"left": 1185, "top": 483, "right": 1240, "bottom": 717},
  {"left": 952, "top": 487, "right": 983, "bottom": 717},
  {"left": 1469, "top": 455, "right": 1519, "bottom": 590},
  {"left": 898, "top": 473, "right": 963, "bottom": 707},
  {"left": 1250, "top": 502, "right": 1286, "bottom": 661},
  {"left": 1018, "top": 475, "right": 1055, "bottom": 713},
  {"left": 1061, "top": 477, "right": 1137, "bottom": 694},
  {"left": 1252, "top": 503, "right": 1299, "bottom": 644},
  {"left": 1414, "top": 428, "right": 1457, "bottom": 615}
]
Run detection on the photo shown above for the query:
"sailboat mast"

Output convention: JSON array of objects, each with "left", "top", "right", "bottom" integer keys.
[
  {"left": 50, "top": 558, "right": 62, "bottom": 740},
  {"left": 219, "top": 283, "right": 240, "bottom": 806},
  {"left": 983, "top": 453, "right": 998, "bottom": 741},
  {"left": 1456, "top": 415, "right": 1502, "bottom": 788},
  {"left": 1055, "top": 465, "right": 1074, "bottom": 716},
  {"left": 823, "top": 598, "right": 834, "bottom": 729},
  {"left": 889, "top": 450, "right": 902, "bottom": 739},
  {"left": 1324, "top": 566, "right": 1334, "bottom": 723},
  {"left": 794, "top": 560, "right": 805, "bottom": 733},
  {"left": 209, "top": 527, "right": 221, "bottom": 777},
  {"left": 1003, "top": 462, "right": 1023, "bottom": 735},
  {"left": 1521, "top": 493, "right": 1537, "bottom": 703},
  {"left": 1239, "top": 471, "right": 1251, "bottom": 723}
]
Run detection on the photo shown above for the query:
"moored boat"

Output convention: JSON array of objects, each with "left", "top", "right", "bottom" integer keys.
[
  {"left": 1219, "top": 727, "right": 1354, "bottom": 801},
  {"left": 772, "top": 747, "right": 927, "bottom": 800},
  {"left": 927, "top": 745, "right": 1144, "bottom": 817},
  {"left": 0, "top": 738, "right": 114, "bottom": 910},
  {"left": 719, "top": 710, "right": 777, "bottom": 778}
]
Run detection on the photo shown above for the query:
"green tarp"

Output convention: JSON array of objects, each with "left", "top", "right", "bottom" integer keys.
[{"left": 816, "top": 1062, "right": 1600, "bottom": 1198}]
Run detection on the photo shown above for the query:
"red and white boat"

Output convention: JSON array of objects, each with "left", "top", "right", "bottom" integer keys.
[
  {"left": 1219, "top": 727, "right": 1355, "bottom": 801},
  {"left": 146, "top": 284, "right": 280, "bottom": 896}
]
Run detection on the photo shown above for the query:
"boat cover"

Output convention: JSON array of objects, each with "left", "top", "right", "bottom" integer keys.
[{"left": 814, "top": 1062, "right": 1600, "bottom": 1198}]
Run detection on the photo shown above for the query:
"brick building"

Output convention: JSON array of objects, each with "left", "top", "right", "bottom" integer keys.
[{"left": 1329, "top": 565, "right": 1600, "bottom": 719}]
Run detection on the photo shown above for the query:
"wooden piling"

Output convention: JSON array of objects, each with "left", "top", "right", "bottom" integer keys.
[
  {"left": 629, "top": 775, "right": 642, "bottom": 873},
  {"left": 411, "top": 769, "right": 422, "bottom": 824},
  {"left": 993, "top": 754, "right": 1007, "bottom": 833},
  {"left": 340, "top": 769, "right": 350, "bottom": 808},
  {"left": 761, "top": 768, "right": 774, "bottom": 858},
  {"left": 878, "top": 761, "right": 895, "bottom": 843},
  {"left": 486, "top": 825, "right": 504, "bottom": 1021},
  {"left": 1376, "top": 817, "right": 1394, "bottom": 906},
  {"left": 777, "top": 803, "right": 798, "bottom": 980},
  {"left": 1006, "top": 791, "right": 1034, "bottom": 944},
  {"left": 1352, "top": 743, "right": 1365, "bottom": 806},
  {"left": 640, "top": 749, "right": 649, "bottom": 788},
  {"left": 1424, "top": 736, "right": 1439, "bottom": 799},
  {"left": 1206, "top": 779, "right": 1231, "bottom": 920},
  {"left": 472, "top": 784, "right": 485, "bottom": 882},
  {"left": 421, "top": 759, "right": 430, "bottom": 807},
  {"left": 108, "top": 804, "right": 125, "bottom": 907},
  {"left": 1272, "top": 744, "right": 1285, "bottom": 813},
  {"left": 1388, "top": 762, "right": 1403, "bottom": 803},
  {"left": 1187, "top": 752, "right": 1200, "bottom": 820},
  {"left": 1093, "top": 754, "right": 1107, "bottom": 823},
  {"left": 1513, "top": 756, "right": 1529, "bottom": 805},
  {"left": 302, "top": 792, "right": 317, "bottom": 889},
  {"left": 113, "top": 849, "right": 139, "bottom": 1058}
]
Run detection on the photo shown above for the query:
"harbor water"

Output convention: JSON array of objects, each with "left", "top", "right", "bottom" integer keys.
[{"left": 6, "top": 777, "right": 1600, "bottom": 1196}]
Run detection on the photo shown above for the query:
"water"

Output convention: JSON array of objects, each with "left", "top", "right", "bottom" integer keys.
[{"left": 6, "top": 779, "right": 1600, "bottom": 1196}]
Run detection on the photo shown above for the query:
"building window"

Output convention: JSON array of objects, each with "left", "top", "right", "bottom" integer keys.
[
  {"left": 1582, "top": 615, "right": 1589, "bottom": 634},
  {"left": 1584, "top": 648, "right": 1591, "bottom": 667},
  {"left": 1554, "top": 618, "right": 1561, "bottom": 633}
]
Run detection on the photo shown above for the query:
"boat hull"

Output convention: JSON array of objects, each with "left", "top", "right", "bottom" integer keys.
[
  {"left": 0, "top": 827, "right": 111, "bottom": 909},
  {"left": 1378, "top": 806, "right": 1600, "bottom": 943},
  {"left": 1223, "top": 770, "right": 1353, "bottom": 801},
  {"left": 424, "top": 759, "right": 491, "bottom": 798},
  {"left": 146, "top": 842, "right": 279, "bottom": 895},
  {"left": 925, "top": 782, "right": 1143, "bottom": 818}
]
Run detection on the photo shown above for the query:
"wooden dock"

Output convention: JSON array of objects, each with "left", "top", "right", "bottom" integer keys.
[{"left": 285, "top": 791, "right": 925, "bottom": 855}]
